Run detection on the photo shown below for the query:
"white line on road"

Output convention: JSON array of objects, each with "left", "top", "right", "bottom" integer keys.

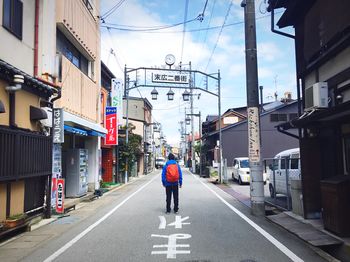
[
  {"left": 43, "top": 175, "right": 159, "bottom": 262},
  {"left": 192, "top": 174, "right": 304, "bottom": 262}
]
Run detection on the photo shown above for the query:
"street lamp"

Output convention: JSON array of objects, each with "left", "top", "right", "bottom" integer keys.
[
  {"left": 182, "top": 89, "right": 190, "bottom": 101},
  {"left": 151, "top": 88, "right": 158, "bottom": 100},
  {"left": 166, "top": 88, "right": 175, "bottom": 100}
]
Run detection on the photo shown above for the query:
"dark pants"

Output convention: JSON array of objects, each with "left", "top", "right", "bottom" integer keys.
[{"left": 165, "top": 185, "right": 179, "bottom": 212}]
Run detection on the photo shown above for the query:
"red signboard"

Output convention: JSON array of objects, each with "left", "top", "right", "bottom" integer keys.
[
  {"left": 105, "top": 107, "right": 118, "bottom": 145},
  {"left": 56, "top": 178, "right": 65, "bottom": 213}
]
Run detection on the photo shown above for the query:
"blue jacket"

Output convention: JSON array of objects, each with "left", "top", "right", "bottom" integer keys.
[{"left": 162, "top": 160, "right": 183, "bottom": 187}]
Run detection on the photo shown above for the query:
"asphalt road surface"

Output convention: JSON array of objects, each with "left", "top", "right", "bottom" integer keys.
[{"left": 0, "top": 169, "right": 326, "bottom": 262}]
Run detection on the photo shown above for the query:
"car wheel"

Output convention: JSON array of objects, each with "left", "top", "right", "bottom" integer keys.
[
  {"left": 269, "top": 184, "right": 275, "bottom": 198},
  {"left": 238, "top": 176, "right": 243, "bottom": 185}
]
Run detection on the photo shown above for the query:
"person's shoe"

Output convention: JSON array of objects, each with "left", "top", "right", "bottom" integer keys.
[
  {"left": 165, "top": 210, "right": 171, "bottom": 214},
  {"left": 174, "top": 210, "right": 179, "bottom": 214}
]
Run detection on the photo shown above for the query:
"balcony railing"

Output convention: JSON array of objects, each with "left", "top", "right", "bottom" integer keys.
[{"left": 0, "top": 126, "right": 52, "bottom": 182}]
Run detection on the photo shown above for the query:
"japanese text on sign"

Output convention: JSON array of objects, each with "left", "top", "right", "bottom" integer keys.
[
  {"left": 56, "top": 178, "right": 65, "bottom": 213},
  {"left": 247, "top": 107, "right": 261, "bottom": 162},
  {"left": 105, "top": 106, "right": 117, "bottom": 145},
  {"left": 152, "top": 73, "right": 189, "bottom": 84},
  {"left": 53, "top": 108, "right": 64, "bottom": 143}
]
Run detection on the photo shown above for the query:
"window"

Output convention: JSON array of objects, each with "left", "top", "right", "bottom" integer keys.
[
  {"left": 2, "top": 0, "right": 23, "bottom": 40},
  {"left": 280, "top": 157, "right": 287, "bottom": 170},
  {"left": 289, "top": 113, "right": 298, "bottom": 120},
  {"left": 270, "top": 114, "right": 287, "bottom": 122},
  {"left": 56, "top": 30, "right": 89, "bottom": 76},
  {"left": 270, "top": 114, "right": 279, "bottom": 122}
]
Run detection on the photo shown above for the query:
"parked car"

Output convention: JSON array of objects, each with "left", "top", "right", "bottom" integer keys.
[
  {"left": 232, "top": 157, "right": 267, "bottom": 185},
  {"left": 155, "top": 157, "right": 166, "bottom": 169},
  {"left": 269, "top": 148, "right": 300, "bottom": 197}
]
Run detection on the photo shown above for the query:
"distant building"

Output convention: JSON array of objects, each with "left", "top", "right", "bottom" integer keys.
[{"left": 202, "top": 100, "right": 299, "bottom": 166}]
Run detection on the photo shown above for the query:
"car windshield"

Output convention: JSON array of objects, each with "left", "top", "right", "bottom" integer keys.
[{"left": 240, "top": 160, "right": 249, "bottom": 168}]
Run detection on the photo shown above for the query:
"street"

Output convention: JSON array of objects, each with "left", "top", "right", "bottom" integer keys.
[{"left": 0, "top": 170, "right": 326, "bottom": 262}]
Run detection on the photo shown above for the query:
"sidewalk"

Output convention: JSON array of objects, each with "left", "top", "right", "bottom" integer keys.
[{"left": 210, "top": 178, "right": 350, "bottom": 262}]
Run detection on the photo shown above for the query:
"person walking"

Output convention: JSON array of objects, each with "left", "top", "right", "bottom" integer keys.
[{"left": 162, "top": 153, "right": 183, "bottom": 214}]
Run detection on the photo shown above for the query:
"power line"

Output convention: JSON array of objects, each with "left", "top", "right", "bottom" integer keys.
[
  {"left": 180, "top": 0, "right": 190, "bottom": 62},
  {"left": 102, "top": 15, "right": 201, "bottom": 32},
  {"left": 101, "top": 0, "right": 128, "bottom": 20},
  {"left": 204, "top": 0, "right": 233, "bottom": 73},
  {"left": 101, "top": 13, "right": 277, "bottom": 33}
]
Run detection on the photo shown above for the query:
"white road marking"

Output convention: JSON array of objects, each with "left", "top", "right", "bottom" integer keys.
[
  {"left": 158, "top": 216, "right": 167, "bottom": 229},
  {"left": 151, "top": 234, "right": 191, "bottom": 259},
  {"left": 168, "top": 216, "right": 190, "bottom": 229},
  {"left": 43, "top": 175, "right": 159, "bottom": 262},
  {"left": 192, "top": 174, "right": 304, "bottom": 262}
]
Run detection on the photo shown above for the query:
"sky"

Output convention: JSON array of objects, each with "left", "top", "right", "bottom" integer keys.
[{"left": 99, "top": 0, "right": 296, "bottom": 146}]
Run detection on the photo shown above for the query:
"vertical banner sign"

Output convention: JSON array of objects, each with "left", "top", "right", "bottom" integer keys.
[
  {"left": 105, "top": 106, "right": 117, "bottom": 145},
  {"left": 247, "top": 107, "right": 261, "bottom": 162},
  {"left": 56, "top": 178, "right": 65, "bottom": 213},
  {"left": 111, "top": 78, "right": 123, "bottom": 126},
  {"left": 51, "top": 144, "right": 62, "bottom": 207},
  {"left": 53, "top": 108, "right": 64, "bottom": 143}
]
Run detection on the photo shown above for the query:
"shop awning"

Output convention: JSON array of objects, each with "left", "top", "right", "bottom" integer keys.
[
  {"left": 63, "top": 111, "right": 107, "bottom": 134},
  {"left": 64, "top": 125, "right": 88, "bottom": 136},
  {"left": 87, "top": 130, "right": 106, "bottom": 137}
]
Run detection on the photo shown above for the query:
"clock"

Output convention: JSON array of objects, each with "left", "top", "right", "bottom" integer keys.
[{"left": 165, "top": 54, "right": 175, "bottom": 66}]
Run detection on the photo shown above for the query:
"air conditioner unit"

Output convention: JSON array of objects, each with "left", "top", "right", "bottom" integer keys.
[
  {"left": 40, "top": 107, "right": 52, "bottom": 127},
  {"left": 305, "top": 82, "right": 328, "bottom": 111}
]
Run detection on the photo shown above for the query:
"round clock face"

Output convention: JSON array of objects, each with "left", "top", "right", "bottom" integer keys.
[{"left": 165, "top": 54, "right": 175, "bottom": 65}]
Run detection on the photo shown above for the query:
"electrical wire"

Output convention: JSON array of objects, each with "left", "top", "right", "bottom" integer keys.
[
  {"left": 204, "top": 0, "right": 233, "bottom": 73},
  {"left": 180, "top": 0, "right": 190, "bottom": 62},
  {"left": 102, "top": 16, "right": 200, "bottom": 32},
  {"left": 101, "top": 13, "right": 278, "bottom": 33},
  {"left": 101, "top": 0, "right": 128, "bottom": 20}
]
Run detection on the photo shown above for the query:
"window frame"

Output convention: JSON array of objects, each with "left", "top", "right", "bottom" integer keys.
[{"left": 2, "top": 0, "right": 23, "bottom": 40}]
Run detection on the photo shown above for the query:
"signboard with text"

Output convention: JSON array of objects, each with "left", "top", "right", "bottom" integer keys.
[
  {"left": 105, "top": 106, "right": 117, "bottom": 145},
  {"left": 152, "top": 73, "right": 189, "bottom": 84},
  {"left": 111, "top": 78, "right": 123, "bottom": 126},
  {"left": 247, "top": 107, "right": 261, "bottom": 162},
  {"left": 56, "top": 178, "right": 65, "bottom": 213},
  {"left": 53, "top": 108, "right": 64, "bottom": 143}
]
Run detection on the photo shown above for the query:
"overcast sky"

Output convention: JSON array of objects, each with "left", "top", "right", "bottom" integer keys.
[{"left": 99, "top": 0, "right": 296, "bottom": 146}]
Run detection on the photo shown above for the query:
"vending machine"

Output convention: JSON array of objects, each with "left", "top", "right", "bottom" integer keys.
[{"left": 65, "top": 149, "right": 88, "bottom": 197}]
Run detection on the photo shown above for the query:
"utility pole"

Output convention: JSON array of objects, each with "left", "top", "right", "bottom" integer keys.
[
  {"left": 242, "top": 0, "right": 265, "bottom": 216},
  {"left": 190, "top": 62, "right": 195, "bottom": 173}
]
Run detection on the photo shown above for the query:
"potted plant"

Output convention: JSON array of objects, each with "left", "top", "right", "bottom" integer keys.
[{"left": 3, "top": 213, "right": 27, "bottom": 228}]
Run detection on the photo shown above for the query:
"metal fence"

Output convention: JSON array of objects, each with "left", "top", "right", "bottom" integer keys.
[
  {"left": 263, "top": 156, "right": 301, "bottom": 211},
  {"left": 0, "top": 126, "right": 52, "bottom": 181}
]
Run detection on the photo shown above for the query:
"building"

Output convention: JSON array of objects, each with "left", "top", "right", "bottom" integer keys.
[
  {"left": 202, "top": 100, "right": 299, "bottom": 166},
  {"left": 0, "top": 0, "right": 58, "bottom": 223},
  {"left": 53, "top": 0, "right": 106, "bottom": 197},
  {"left": 268, "top": 0, "right": 350, "bottom": 237},
  {"left": 122, "top": 96, "right": 153, "bottom": 176},
  {"left": 100, "top": 62, "right": 115, "bottom": 183}
]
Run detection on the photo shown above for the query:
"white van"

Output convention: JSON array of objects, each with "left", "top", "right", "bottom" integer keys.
[
  {"left": 232, "top": 157, "right": 267, "bottom": 185},
  {"left": 269, "top": 148, "right": 300, "bottom": 197}
]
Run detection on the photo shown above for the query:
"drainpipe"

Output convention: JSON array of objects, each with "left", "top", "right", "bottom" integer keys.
[
  {"left": 34, "top": 0, "right": 39, "bottom": 76},
  {"left": 6, "top": 75, "right": 24, "bottom": 127}
]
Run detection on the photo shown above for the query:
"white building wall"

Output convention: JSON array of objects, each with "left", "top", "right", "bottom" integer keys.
[
  {"left": 86, "top": 137, "right": 100, "bottom": 191},
  {"left": 0, "top": 0, "right": 35, "bottom": 75}
]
